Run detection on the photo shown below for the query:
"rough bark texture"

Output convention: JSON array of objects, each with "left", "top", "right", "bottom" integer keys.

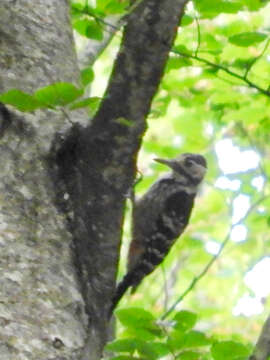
[
  {"left": 55, "top": 0, "right": 188, "bottom": 358},
  {"left": 0, "top": 1, "right": 88, "bottom": 360},
  {"left": 250, "top": 314, "right": 270, "bottom": 360},
  {"left": 0, "top": 0, "right": 188, "bottom": 359}
]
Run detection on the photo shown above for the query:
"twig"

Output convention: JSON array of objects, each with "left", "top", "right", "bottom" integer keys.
[
  {"left": 60, "top": 108, "right": 74, "bottom": 124},
  {"left": 194, "top": 16, "right": 201, "bottom": 57},
  {"left": 172, "top": 49, "right": 270, "bottom": 97},
  {"left": 161, "top": 231, "right": 230, "bottom": 320},
  {"left": 161, "top": 264, "right": 170, "bottom": 310},
  {"left": 83, "top": 0, "right": 118, "bottom": 31},
  {"left": 85, "top": 0, "right": 144, "bottom": 31},
  {"left": 244, "top": 37, "right": 270, "bottom": 80},
  {"left": 161, "top": 195, "right": 268, "bottom": 320}
]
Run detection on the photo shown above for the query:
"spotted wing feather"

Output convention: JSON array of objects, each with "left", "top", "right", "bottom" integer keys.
[{"left": 109, "top": 178, "right": 195, "bottom": 315}]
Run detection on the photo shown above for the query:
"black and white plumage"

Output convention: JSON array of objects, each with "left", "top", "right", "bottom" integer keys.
[{"left": 110, "top": 153, "right": 207, "bottom": 315}]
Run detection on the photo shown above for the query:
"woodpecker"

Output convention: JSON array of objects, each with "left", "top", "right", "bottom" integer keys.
[{"left": 110, "top": 153, "right": 207, "bottom": 315}]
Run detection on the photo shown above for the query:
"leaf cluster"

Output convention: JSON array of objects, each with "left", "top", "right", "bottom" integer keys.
[
  {"left": 106, "top": 308, "right": 251, "bottom": 360},
  {"left": 71, "top": 0, "right": 128, "bottom": 41},
  {"left": 0, "top": 82, "right": 100, "bottom": 114}
]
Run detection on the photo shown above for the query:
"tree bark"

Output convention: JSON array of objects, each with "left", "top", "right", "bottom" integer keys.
[
  {"left": 0, "top": 0, "right": 188, "bottom": 359},
  {"left": 250, "top": 314, "right": 270, "bottom": 360},
  {"left": 0, "top": 1, "right": 88, "bottom": 360}
]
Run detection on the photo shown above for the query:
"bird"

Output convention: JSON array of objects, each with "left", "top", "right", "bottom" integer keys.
[{"left": 109, "top": 153, "right": 207, "bottom": 316}]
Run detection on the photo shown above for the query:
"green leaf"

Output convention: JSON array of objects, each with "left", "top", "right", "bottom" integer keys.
[
  {"left": 211, "top": 341, "right": 250, "bottom": 360},
  {"left": 231, "top": 57, "right": 257, "bottom": 70},
  {"left": 71, "top": 2, "right": 85, "bottom": 13},
  {"left": 84, "top": 4, "right": 105, "bottom": 18},
  {"left": 96, "top": 0, "right": 112, "bottom": 12},
  {"left": 194, "top": 0, "right": 243, "bottom": 18},
  {"left": 166, "top": 57, "right": 192, "bottom": 72},
  {"left": 106, "top": 338, "right": 170, "bottom": 360},
  {"left": 125, "top": 326, "right": 162, "bottom": 341},
  {"left": 69, "top": 97, "right": 101, "bottom": 111},
  {"left": 34, "top": 83, "right": 83, "bottom": 107},
  {"left": 73, "top": 18, "right": 89, "bottom": 36},
  {"left": 146, "top": 342, "right": 171, "bottom": 358},
  {"left": 181, "top": 15, "right": 194, "bottom": 26},
  {"left": 116, "top": 308, "right": 162, "bottom": 340},
  {"left": 116, "top": 307, "right": 155, "bottom": 327},
  {"left": 169, "top": 330, "right": 211, "bottom": 351},
  {"left": 182, "top": 331, "right": 212, "bottom": 348},
  {"left": 229, "top": 32, "right": 267, "bottom": 47},
  {"left": 0, "top": 89, "right": 43, "bottom": 112},
  {"left": 203, "top": 34, "right": 224, "bottom": 54},
  {"left": 73, "top": 19, "right": 103, "bottom": 40},
  {"left": 81, "top": 67, "right": 94, "bottom": 87},
  {"left": 173, "top": 311, "right": 198, "bottom": 332},
  {"left": 105, "top": 0, "right": 127, "bottom": 14},
  {"left": 135, "top": 340, "right": 162, "bottom": 360},
  {"left": 173, "top": 45, "right": 192, "bottom": 55},
  {"left": 238, "top": 0, "right": 264, "bottom": 11},
  {"left": 85, "top": 20, "right": 103, "bottom": 40},
  {"left": 177, "top": 351, "right": 204, "bottom": 360},
  {"left": 105, "top": 339, "right": 137, "bottom": 353}
]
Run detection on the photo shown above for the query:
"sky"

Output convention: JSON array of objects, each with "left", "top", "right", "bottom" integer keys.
[{"left": 213, "top": 138, "right": 269, "bottom": 317}]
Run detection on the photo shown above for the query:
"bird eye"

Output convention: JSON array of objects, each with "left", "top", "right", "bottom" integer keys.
[{"left": 185, "top": 158, "right": 193, "bottom": 167}]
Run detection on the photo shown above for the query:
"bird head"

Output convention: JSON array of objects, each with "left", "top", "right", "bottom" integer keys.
[{"left": 154, "top": 153, "right": 207, "bottom": 185}]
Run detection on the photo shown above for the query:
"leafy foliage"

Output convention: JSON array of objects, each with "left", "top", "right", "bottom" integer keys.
[
  {"left": 106, "top": 309, "right": 251, "bottom": 360},
  {"left": 228, "top": 32, "right": 267, "bottom": 47},
  {"left": 0, "top": 82, "right": 100, "bottom": 114},
  {"left": 2, "top": 0, "right": 270, "bottom": 357}
]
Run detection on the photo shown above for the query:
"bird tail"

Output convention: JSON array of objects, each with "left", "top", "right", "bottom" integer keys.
[
  {"left": 109, "top": 266, "right": 144, "bottom": 318},
  {"left": 109, "top": 255, "right": 154, "bottom": 317},
  {"left": 109, "top": 272, "right": 133, "bottom": 318}
]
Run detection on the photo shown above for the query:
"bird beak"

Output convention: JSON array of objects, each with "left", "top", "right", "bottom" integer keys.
[{"left": 154, "top": 158, "right": 175, "bottom": 169}]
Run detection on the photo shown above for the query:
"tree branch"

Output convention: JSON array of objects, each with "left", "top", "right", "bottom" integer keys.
[
  {"left": 54, "top": 0, "right": 189, "bottom": 358},
  {"left": 244, "top": 37, "right": 270, "bottom": 80},
  {"left": 172, "top": 49, "right": 270, "bottom": 97},
  {"left": 250, "top": 314, "right": 270, "bottom": 360}
]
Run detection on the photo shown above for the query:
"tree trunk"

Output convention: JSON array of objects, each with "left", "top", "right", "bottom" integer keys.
[
  {"left": 0, "top": 1, "right": 88, "bottom": 360},
  {"left": 0, "top": 0, "right": 188, "bottom": 359},
  {"left": 250, "top": 314, "right": 270, "bottom": 360}
]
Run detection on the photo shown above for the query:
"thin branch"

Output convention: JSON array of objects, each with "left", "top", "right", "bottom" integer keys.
[
  {"left": 60, "top": 108, "right": 74, "bottom": 124},
  {"left": 85, "top": 11, "right": 120, "bottom": 32},
  {"left": 85, "top": 0, "right": 145, "bottom": 31},
  {"left": 160, "top": 255, "right": 188, "bottom": 311},
  {"left": 244, "top": 37, "right": 270, "bottom": 80},
  {"left": 161, "top": 264, "right": 170, "bottom": 310},
  {"left": 161, "top": 231, "right": 230, "bottom": 320},
  {"left": 172, "top": 49, "right": 270, "bottom": 97},
  {"left": 194, "top": 16, "right": 201, "bottom": 57},
  {"left": 161, "top": 195, "right": 269, "bottom": 320}
]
